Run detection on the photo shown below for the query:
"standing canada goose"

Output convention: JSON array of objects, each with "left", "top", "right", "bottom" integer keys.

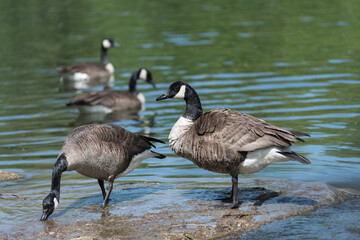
[
  {"left": 58, "top": 37, "right": 120, "bottom": 82},
  {"left": 156, "top": 81, "right": 310, "bottom": 208},
  {"left": 40, "top": 124, "right": 165, "bottom": 221},
  {"left": 66, "top": 68, "right": 154, "bottom": 113}
]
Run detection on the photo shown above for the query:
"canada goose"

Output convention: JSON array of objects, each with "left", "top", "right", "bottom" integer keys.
[
  {"left": 66, "top": 68, "right": 154, "bottom": 113},
  {"left": 58, "top": 37, "right": 120, "bottom": 82},
  {"left": 156, "top": 81, "right": 310, "bottom": 208},
  {"left": 40, "top": 124, "right": 165, "bottom": 221}
]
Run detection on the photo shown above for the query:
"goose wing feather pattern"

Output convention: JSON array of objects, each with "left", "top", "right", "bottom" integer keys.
[
  {"left": 60, "top": 124, "right": 163, "bottom": 180},
  {"left": 193, "top": 109, "right": 305, "bottom": 151},
  {"left": 67, "top": 90, "right": 141, "bottom": 111}
]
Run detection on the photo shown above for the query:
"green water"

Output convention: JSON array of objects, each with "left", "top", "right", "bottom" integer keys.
[{"left": 0, "top": 0, "right": 359, "bottom": 237}]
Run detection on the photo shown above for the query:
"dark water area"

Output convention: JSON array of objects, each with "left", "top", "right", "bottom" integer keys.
[{"left": 0, "top": 0, "right": 359, "bottom": 238}]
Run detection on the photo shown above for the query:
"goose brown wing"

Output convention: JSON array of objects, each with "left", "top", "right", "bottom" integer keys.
[
  {"left": 58, "top": 63, "right": 106, "bottom": 73},
  {"left": 191, "top": 108, "right": 304, "bottom": 152},
  {"left": 92, "top": 125, "right": 166, "bottom": 160},
  {"left": 64, "top": 124, "right": 160, "bottom": 158},
  {"left": 109, "top": 92, "right": 142, "bottom": 110},
  {"left": 67, "top": 90, "right": 114, "bottom": 106},
  {"left": 58, "top": 63, "right": 111, "bottom": 79},
  {"left": 67, "top": 90, "right": 141, "bottom": 110},
  {"left": 90, "top": 124, "right": 158, "bottom": 156},
  {"left": 61, "top": 124, "right": 163, "bottom": 178}
]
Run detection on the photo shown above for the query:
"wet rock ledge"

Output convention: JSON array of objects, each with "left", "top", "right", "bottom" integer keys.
[
  {"left": 25, "top": 179, "right": 358, "bottom": 240},
  {"left": 0, "top": 170, "right": 23, "bottom": 182}
]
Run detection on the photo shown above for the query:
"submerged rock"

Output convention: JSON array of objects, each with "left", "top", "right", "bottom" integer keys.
[
  {"left": 0, "top": 170, "right": 23, "bottom": 182},
  {"left": 233, "top": 197, "right": 360, "bottom": 239},
  {"left": 2, "top": 179, "right": 358, "bottom": 239}
]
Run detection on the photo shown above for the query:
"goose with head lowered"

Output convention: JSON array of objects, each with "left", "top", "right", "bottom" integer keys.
[
  {"left": 156, "top": 81, "right": 311, "bottom": 208},
  {"left": 66, "top": 68, "right": 154, "bottom": 113},
  {"left": 58, "top": 37, "right": 120, "bottom": 83},
  {"left": 40, "top": 123, "right": 165, "bottom": 221}
]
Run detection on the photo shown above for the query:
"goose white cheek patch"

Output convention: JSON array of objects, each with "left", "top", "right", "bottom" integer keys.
[
  {"left": 102, "top": 39, "right": 111, "bottom": 48},
  {"left": 139, "top": 68, "right": 147, "bottom": 81},
  {"left": 173, "top": 85, "right": 186, "bottom": 99},
  {"left": 54, "top": 198, "right": 59, "bottom": 209}
]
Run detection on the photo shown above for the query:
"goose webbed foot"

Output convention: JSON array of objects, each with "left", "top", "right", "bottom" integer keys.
[
  {"left": 231, "top": 200, "right": 240, "bottom": 209},
  {"left": 97, "top": 205, "right": 105, "bottom": 211},
  {"left": 97, "top": 201, "right": 108, "bottom": 211},
  {"left": 96, "top": 196, "right": 111, "bottom": 211}
]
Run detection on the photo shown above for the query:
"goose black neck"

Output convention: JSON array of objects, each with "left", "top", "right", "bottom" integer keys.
[
  {"left": 100, "top": 47, "right": 108, "bottom": 66},
  {"left": 50, "top": 154, "right": 68, "bottom": 199},
  {"left": 183, "top": 85, "right": 203, "bottom": 121},
  {"left": 129, "top": 71, "right": 139, "bottom": 95}
]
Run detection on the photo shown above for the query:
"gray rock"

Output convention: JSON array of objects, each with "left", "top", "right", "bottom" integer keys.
[
  {"left": 0, "top": 170, "right": 23, "bottom": 182},
  {"left": 3, "top": 179, "right": 358, "bottom": 239}
]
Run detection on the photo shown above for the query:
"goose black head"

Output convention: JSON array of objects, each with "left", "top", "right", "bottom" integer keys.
[
  {"left": 102, "top": 37, "right": 121, "bottom": 49},
  {"left": 137, "top": 68, "right": 155, "bottom": 88},
  {"left": 40, "top": 192, "right": 59, "bottom": 221},
  {"left": 156, "top": 81, "right": 189, "bottom": 101}
]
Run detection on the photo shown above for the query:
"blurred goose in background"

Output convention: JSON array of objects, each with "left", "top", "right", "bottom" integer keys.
[
  {"left": 66, "top": 68, "right": 155, "bottom": 113},
  {"left": 156, "top": 81, "right": 311, "bottom": 208},
  {"left": 40, "top": 123, "right": 165, "bottom": 221},
  {"left": 58, "top": 37, "right": 120, "bottom": 86}
]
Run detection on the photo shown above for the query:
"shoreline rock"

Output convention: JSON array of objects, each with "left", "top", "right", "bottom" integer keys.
[
  {"left": 0, "top": 170, "right": 23, "bottom": 182},
  {"left": 1, "top": 179, "right": 359, "bottom": 239}
]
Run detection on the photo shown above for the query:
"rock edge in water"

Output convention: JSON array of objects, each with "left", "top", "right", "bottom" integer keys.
[
  {"left": 0, "top": 170, "right": 23, "bottom": 182},
  {"left": 3, "top": 179, "right": 359, "bottom": 239}
]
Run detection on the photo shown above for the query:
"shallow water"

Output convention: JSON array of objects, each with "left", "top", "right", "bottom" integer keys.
[
  {"left": 238, "top": 198, "right": 360, "bottom": 240},
  {"left": 0, "top": 0, "right": 359, "bottom": 237}
]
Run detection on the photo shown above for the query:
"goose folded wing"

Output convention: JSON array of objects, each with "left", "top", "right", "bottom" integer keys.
[
  {"left": 60, "top": 63, "right": 106, "bottom": 73},
  {"left": 67, "top": 90, "right": 114, "bottom": 106},
  {"left": 91, "top": 124, "right": 156, "bottom": 156},
  {"left": 110, "top": 92, "right": 142, "bottom": 110},
  {"left": 192, "top": 108, "right": 303, "bottom": 152}
]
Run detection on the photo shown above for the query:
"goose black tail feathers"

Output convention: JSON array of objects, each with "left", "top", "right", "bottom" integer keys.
[
  {"left": 141, "top": 136, "right": 165, "bottom": 147},
  {"left": 290, "top": 131, "right": 311, "bottom": 142},
  {"left": 143, "top": 136, "right": 166, "bottom": 159},
  {"left": 290, "top": 131, "right": 310, "bottom": 137},
  {"left": 151, "top": 150, "right": 166, "bottom": 159},
  {"left": 277, "top": 151, "right": 311, "bottom": 164}
]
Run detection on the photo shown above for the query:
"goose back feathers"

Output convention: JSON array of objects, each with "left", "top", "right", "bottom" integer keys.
[
  {"left": 67, "top": 90, "right": 143, "bottom": 112},
  {"left": 58, "top": 62, "right": 114, "bottom": 80},
  {"left": 60, "top": 124, "right": 165, "bottom": 180}
]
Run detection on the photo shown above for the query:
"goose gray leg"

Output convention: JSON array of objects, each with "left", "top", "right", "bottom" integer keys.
[
  {"left": 98, "top": 176, "right": 114, "bottom": 210},
  {"left": 231, "top": 175, "right": 239, "bottom": 209},
  {"left": 98, "top": 179, "right": 106, "bottom": 200}
]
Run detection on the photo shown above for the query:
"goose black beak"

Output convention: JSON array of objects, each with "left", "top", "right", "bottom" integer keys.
[
  {"left": 113, "top": 42, "right": 121, "bottom": 48},
  {"left": 151, "top": 82, "right": 156, "bottom": 89},
  {"left": 40, "top": 211, "right": 50, "bottom": 221},
  {"left": 156, "top": 92, "right": 169, "bottom": 101}
]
